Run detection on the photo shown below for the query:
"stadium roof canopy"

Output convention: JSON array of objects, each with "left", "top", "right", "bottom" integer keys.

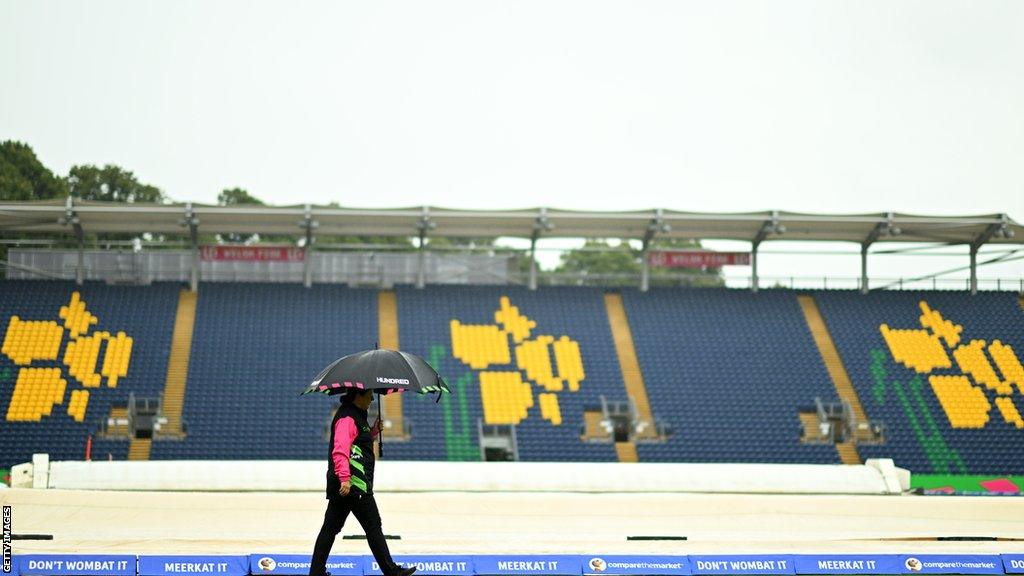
[{"left": 1, "top": 199, "right": 1021, "bottom": 246}]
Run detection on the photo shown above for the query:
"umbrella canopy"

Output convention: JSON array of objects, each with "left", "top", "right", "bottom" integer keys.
[{"left": 301, "top": 348, "right": 449, "bottom": 397}]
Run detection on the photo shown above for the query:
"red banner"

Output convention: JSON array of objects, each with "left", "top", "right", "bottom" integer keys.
[
  {"left": 200, "top": 246, "right": 305, "bottom": 262},
  {"left": 648, "top": 250, "right": 750, "bottom": 268}
]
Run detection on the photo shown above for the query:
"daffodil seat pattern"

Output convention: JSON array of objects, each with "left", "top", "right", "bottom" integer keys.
[
  {"left": 3, "top": 291, "right": 133, "bottom": 422},
  {"left": 451, "top": 296, "right": 586, "bottom": 426},
  {"left": 881, "top": 301, "right": 1024, "bottom": 429},
  {"left": 815, "top": 291, "right": 1024, "bottom": 475}
]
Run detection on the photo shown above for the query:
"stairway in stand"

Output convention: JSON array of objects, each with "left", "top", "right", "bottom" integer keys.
[
  {"left": 614, "top": 442, "right": 638, "bottom": 463},
  {"left": 797, "top": 294, "right": 867, "bottom": 465},
  {"left": 128, "top": 438, "right": 151, "bottom": 461},
  {"left": 604, "top": 293, "right": 657, "bottom": 462},
  {"left": 161, "top": 289, "right": 198, "bottom": 440},
  {"left": 835, "top": 441, "right": 860, "bottom": 465}
]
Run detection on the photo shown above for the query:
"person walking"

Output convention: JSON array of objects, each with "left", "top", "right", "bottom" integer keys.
[{"left": 309, "top": 388, "right": 416, "bottom": 576}]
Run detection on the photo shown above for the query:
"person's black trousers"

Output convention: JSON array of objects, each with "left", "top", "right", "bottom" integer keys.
[{"left": 309, "top": 492, "right": 399, "bottom": 576}]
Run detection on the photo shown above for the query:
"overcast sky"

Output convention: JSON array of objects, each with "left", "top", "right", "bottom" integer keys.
[{"left": 2, "top": 1, "right": 1022, "bottom": 284}]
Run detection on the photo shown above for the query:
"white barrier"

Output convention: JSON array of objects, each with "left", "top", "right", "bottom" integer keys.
[{"left": 17, "top": 454, "right": 910, "bottom": 494}]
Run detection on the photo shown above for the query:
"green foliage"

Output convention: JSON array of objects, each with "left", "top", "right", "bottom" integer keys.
[
  {"left": 216, "top": 187, "right": 273, "bottom": 244},
  {"left": 558, "top": 239, "right": 639, "bottom": 275},
  {"left": 554, "top": 238, "right": 724, "bottom": 286},
  {"left": 67, "top": 164, "right": 164, "bottom": 203},
  {"left": 0, "top": 140, "right": 68, "bottom": 201},
  {"left": 218, "top": 187, "right": 264, "bottom": 206}
]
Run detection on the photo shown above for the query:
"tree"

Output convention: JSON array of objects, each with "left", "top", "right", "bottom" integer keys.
[
  {"left": 216, "top": 187, "right": 270, "bottom": 244},
  {"left": 0, "top": 141, "right": 70, "bottom": 261},
  {"left": 67, "top": 164, "right": 164, "bottom": 203},
  {"left": 218, "top": 187, "right": 264, "bottom": 207},
  {"left": 0, "top": 141, "right": 68, "bottom": 201},
  {"left": 554, "top": 238, "right": 724, "bottom": 287},
  {"left": 557, "top": 239, "right": 640, "bottom": 276}
]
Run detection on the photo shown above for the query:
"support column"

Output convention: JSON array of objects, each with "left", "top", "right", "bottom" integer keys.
[
  {"left": 62, "top": 196, "right": 85, "bottom": 285},
  {"left": 970, "top": 245, "right": 978, "bottom": 296},
  {"left": 416, "top": 207, "right": 432, "bottom": 289},
  {"left": 529, "top": 208, "right": 552, "bottom": 291},
  {"left": 862, "top": 214, "right": 899, "bottom": 296},
  {"left": 189, "top": 227, "right": 199, "bottom": 293},
  {"left": 860, "top": 243, "right": 869, "bottom": 294},
  {"left": 528, "top": 235, "right": 538, "bottom": 291},
  {"left": 303, "top": 241, "right": 313, "bottom": 288},
  {"left": 640, "top": 210, "right": 667, "bottom": 293},
  {"left": 416, "top": 232, "right": 427, "bottom": 289},
  {"left": 300, "top": 205, "right": 317, "bottom": 288},
  {"left": 968, "top": 217, "right": 1008, "bottom": 297},
  {"left": 751, "top": 211, "right": 782, "bottom": 293},
  {"left": 639, "top": 244, "right": 650, "bottom": 293},
  {"left": 751, "top": 240, "right": 760, "bottom": 293},
  {"left": 181, "top": 203, "right": 200, "bottom": 293}
]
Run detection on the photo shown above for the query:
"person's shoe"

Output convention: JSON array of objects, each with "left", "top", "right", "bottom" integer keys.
[{"left": 395, "top": 566, "right": 417, "bottom": 576}]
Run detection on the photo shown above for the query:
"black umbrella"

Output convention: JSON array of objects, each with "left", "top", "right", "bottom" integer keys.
[
  {"left": 300, "top": 348, "right": 449, "bottom": 456},
  {"left": 301, "top": 348, "right": 449, "bottom": 397}
]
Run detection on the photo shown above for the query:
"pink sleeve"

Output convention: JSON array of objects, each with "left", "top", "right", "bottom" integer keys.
[{"left": 332, "top": 417, "right": 358, "bottom": 481}]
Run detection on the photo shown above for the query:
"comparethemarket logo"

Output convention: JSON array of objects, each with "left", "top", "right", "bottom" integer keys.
[
  {"left": 904, "top": 558, "right": 999, "bottom": 573},
  {"left": 588, "top": 558, "right": 688, "bottom": 574},
  {"left": 376, "top": 377, "right": 410, "bottom": 385},
  {"left": 256, "top": 558, "right": 276, "bottom": 572}
]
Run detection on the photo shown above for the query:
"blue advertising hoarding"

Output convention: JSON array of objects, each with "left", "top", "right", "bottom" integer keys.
[
  {"left": 363, "top": 556, "right": 473, "bottom": 576},
  {"left": 138, "top": 556, "right": 247, "bottom": 576},
  {"left": 7, "top": 552, "right": 1024, "bottom": 576},
  {"left": 793, "top": 555, "right": 902, "bottom": 574},
  {"left": 898, "top": 556, "right": 1003, "bottom": 574},
  {"left": 1003, "top": 556, "right": 1024, "bottom": 574},
  {"left": 690, "top": 556, "right": 794, "bottom": 575},
  {"left": 580, "top": 555, "right": 690, "bottom": 575},
  {"left": 18, "top": 555, "right": 136, "bottom": 576},
  {"left": 474, "top": 556, "right": 582, "bottom": 576},
  {"left": 248, "top": 555, "right": 362, "bottom": 576}
]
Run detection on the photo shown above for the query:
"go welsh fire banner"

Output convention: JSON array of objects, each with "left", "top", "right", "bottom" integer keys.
[{"left": 647, "top": 251, "right": 750, "bottom": 268}]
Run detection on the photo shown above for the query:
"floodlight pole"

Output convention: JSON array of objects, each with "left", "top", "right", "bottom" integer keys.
[
  {"left": 300, "top": 205, "right": 317, "bottom": 288},
  {"left": 416, "top": 207, "right": 433, "bottom": 289},
  {"left": 60, "top": 196, "right": 85, "bottom": 285},
  {"left": 181, "top": 203, "right": 200, "bottom": 292}
]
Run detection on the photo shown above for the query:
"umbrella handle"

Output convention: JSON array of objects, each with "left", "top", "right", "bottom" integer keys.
[{"left": 377, "top": 392, "right": 384, "bottom": 459}]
